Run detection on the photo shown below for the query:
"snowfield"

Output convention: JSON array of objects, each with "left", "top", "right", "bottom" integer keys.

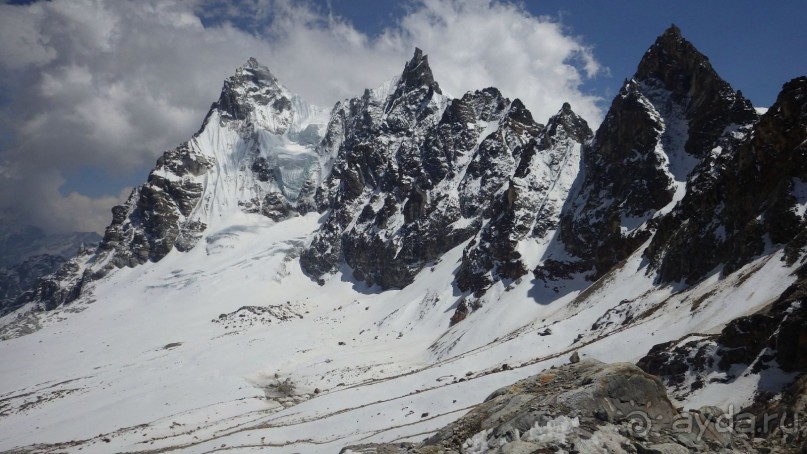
[{"left": 0, "top": 208, "right": 798, "bottom": 453}]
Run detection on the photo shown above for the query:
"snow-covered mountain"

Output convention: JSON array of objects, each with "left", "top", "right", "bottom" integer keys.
[{"left": 1, "top": 26, "right": 806, "bottom": 453}]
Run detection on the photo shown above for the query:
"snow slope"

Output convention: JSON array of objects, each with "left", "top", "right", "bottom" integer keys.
[{"left": 0, "top": 208, "right": 798, "bottom": 453}]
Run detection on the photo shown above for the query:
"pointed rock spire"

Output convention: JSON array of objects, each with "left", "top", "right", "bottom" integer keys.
[
  {"left": 634, "top": 25, "right": 756, "bottom": 155},
  {"left": 544, "top": 102, "right": 592, "bottom": 145},
  {"left": 382, "top": 48, "right": 444, "bottom": 131},
  {"left": 236, "top": 57, "right": 280, "bottom": 86},
  {"left": 635, "top": 24, "right": 713, "bottom": 92},
  {"left": 242, "top": 57, "right": 261, "bottom": 69},
  {"left": 662, "top": 23, "right": 682, "bottom": 40},
  {"left": 202, "top": 57, "right": 294, "bottom": 134},
  {"left": 398, "top": 48, "right": 442, "bottom": 95}
]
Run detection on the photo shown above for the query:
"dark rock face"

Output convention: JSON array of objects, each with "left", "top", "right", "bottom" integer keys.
[
  {"left": 201, "top": 57, "right": 294, "bottom": 134},
  {"left": 98, "top": 142, "right": 212, "bottom": 273},
  {"left": 302, "top": 48, "right": 551, "bottom": 289},
  {"left": 9, "top": 246, "right": 96, "bottom": 314},
  {"left": 0, "top": 222, "right": 100, "bottom": 316},
  {"left": 342, "top": 360, "right": 751, "bottom": 453},
  {"left": 301, "top": 49, "right": 592, "bottom": 291},
  {"left": 634, "top": 25, "right": 758, "bottom": 158},
  {"left": 647, "top": 76, "right": 807, "bottom": 283},
  {"left": 537, "top": 26, "right": 759, "bottom": 282}
]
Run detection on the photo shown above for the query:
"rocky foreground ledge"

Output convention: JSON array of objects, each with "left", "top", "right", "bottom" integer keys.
[{"left": 342, "top": 359, "right": 806, "bottom": 453}]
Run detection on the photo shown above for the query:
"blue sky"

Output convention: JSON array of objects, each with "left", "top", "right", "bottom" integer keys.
[{"left": 0, "top": 0, "right": 804, "bottom": 233}]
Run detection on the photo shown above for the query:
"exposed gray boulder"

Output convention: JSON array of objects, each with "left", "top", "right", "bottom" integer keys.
[{"left": 342, "top": 360, "right": 752, "bottom": 453}]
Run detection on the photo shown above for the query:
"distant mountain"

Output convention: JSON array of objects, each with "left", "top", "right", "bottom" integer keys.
[
  {"left": 0, "top": 222, "right": 100, "bottom": 268},
  {"left": 1, "top": 26, "right": 806, "bottom": 454},
  {"left": 0, "top": 223, "right": 99, "bottom": 315}
]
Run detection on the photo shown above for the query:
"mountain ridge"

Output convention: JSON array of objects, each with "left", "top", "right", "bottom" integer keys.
[{"left": 1, "top": 26, "right": 806, "bottom": 454}]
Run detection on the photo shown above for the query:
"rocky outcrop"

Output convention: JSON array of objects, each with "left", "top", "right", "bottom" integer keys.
[
  {"left": 8, "top": 246, "right": 96, "bottom": 313},
  {"left": 0, "top": 224, "right": 100, "bottom": 317},
  {"left": 537, "top": 25, "right": 759, "bottom": 282},
  {"left": 743, "top": 375, "right": 807, "bottom": 452},
  {"left": 342, "top": 360, "right": 752, "bottom": 453},
  {"left": 0, "top": 222, "right": 100, "bottom": 316},
  {"left": 97, "top": 142, "right": 213, "bottom": 272},
  {"left": 636, "top": 272, "right": 807, "bottom": 451},
  {"left": 638, "top": 271, "right": 807, "bottom": 403}
]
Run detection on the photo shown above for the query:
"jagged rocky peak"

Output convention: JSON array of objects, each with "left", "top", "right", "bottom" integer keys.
[
  {"left": 302, "top": 48, "right": 573, "bottom": 289},
  {"left": 46, "top": 59, "right": 325, "bottom": 307},
  {"left": 382, "top": 48, "right": 446, "bottom": 134},
  {"left": 394, "top": 47, "right": 442, "bottom": 96},
  {"left": 635, "top": 24, "right": 757, "bottom": 155},
  {"left": 537, "top": 26, "right": 761, "bottom": 283},
  {"left": 11, "top": 59, "right": 330, "bottom": 315},
  {"left": 542, "top": 101, "right": 593, "bottom": 146},
  {"left": 205, "top": 57, "right": 297, "bottom": 135}
]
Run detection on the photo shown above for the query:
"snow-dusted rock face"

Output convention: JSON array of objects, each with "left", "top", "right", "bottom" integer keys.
[
  {"left": 638, "top": 288, "right": 807, "bottom": 405},
  {"left": 538, "top": 25, "right": 759, "bottom": 282},
  {"left": 648, "top": 75, "right": 807, "bottom": 283},
  {"left": 16, "top": 59, "right": 327, "bottom": 312},
  {"left": 301, "top": 49, "right": 588, "bottom": 290},
  {"left": 98, "top": 58, "right": 327, "bottom": 274},
  {"left": 0, "top": 224, "right": 99, "bottom": 316},
  {"left": 456, "top": 103, "right": 592, "bottom": 294},
  {"left": 635, "top": 272, "right": 807, "bottom": 454},
  {"left": 0, "top": 254, "right": 67, "bottom": 315}
]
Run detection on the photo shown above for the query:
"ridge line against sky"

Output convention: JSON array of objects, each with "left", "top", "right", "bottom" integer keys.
[{"left": 0, "top": 0, "right": 804, "bottom": 235}]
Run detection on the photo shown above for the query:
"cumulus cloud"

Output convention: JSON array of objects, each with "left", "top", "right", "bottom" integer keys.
[{"left": 0, "top": 0, "right": 604, "bottom": 234}]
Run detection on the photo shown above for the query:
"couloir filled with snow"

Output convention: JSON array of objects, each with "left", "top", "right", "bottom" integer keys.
[{"left": 0, "top": 204, "right": 798, "bottom": 452}]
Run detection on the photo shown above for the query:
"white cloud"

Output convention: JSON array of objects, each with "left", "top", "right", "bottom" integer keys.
[{"left": 0, "top": 0, "right": 604, "bottom": 234}]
